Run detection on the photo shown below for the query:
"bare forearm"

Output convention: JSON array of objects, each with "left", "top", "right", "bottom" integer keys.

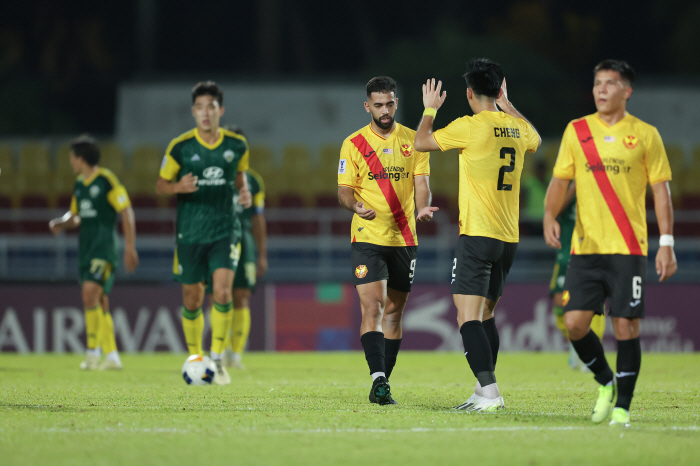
[
  {"left": 251, "top": 214, "right": 267, "bottom": 258},
  {"left": 121, "top": 207, "right": 137, "bottom": 250},
  {"left": 414, "top": 176, "right": 432, "bottom": 212},
  {"left": 338, "top": 187, "right": 357, "bottom": 213},
  {"left": 544, "top": 177, "right": 570, "bottom": 220},
  {"left": 156, "top": 177, "right": 179, "bottom": 195},
  {"left": 235, "top": 171, "right": 248, "bottom": 191},
  {"left": 52, "top": 211, "right": 80, "bottom": 230},
  {"left": 652, "top": 182, "right": 673, "bottom": 235},
  {"left": 415, "top": 116, "right": 438, "bottom": 152}
]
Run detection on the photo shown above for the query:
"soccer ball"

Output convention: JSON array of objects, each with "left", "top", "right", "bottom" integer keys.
[{"left": 181, "top": 354, "right": 216, "bottom": 385}]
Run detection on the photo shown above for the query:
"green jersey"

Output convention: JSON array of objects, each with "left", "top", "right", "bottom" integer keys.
[
  {"left": 160, "top": 127, "right": 249, "bottom": 244},
  {"left": 70, "top": 168, "right": 131, "bottom": 268},
  {"left": 234, "top": 168, "right": 265, "bottom": 232}
]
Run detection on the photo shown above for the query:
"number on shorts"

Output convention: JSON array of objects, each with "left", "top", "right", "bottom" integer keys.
[
  {"left": 408, "top": 259, "right": 416, "bottom": 283},
  {"left": 632, "top": 276, "right": 642, "bottom": 300},
  {"left": 230, "top": 245, "right": 240, "bottom": 261},
  {"left": 452, "top": 258, "right": 457, "bottom": 278},
  {"left": 90, "top": 259, "right": 108, "bottom": 277}
]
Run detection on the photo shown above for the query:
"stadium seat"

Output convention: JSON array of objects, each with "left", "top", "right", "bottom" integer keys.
[
  {"left": 17, "top": 143, "right": 53, "bottom": 207},
  {"left": 126, "top": 144, "right": 162, "bottom": 207},
  {"left": 52, "top": 144, "right": 77, "bottom": 201},
  {"left": 0, "top": 145, "right": 17, "bottom": 207},
  {"left": 680, "top": 146, "right": 700, "bottom": 209},
  {"left": 278, "top": 144, "right": 313, "bottom": 206}
]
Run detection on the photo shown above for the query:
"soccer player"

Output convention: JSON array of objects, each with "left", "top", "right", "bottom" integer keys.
[
  {"left": 549, "top": 183, "right": 606, "bottom": 370},
  {"left": 206, "top": 125, "right": 268, "bottom": 369},
  {"left": 156, "top": 82, "right": 252, "bottom": 385},
  {"left": 415, "top": 59, "right": 541, "bottom": 412},
  {"left": 544, "top": 60, "right": 676, "bottom": 427},
  {"left": 49, "top": 135, "right": 138, "bottom": 370},
  {"left": 338, "top": 76, "right": 438, "bottom": 405}
]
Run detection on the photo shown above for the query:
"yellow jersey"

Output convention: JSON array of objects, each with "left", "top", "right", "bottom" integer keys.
[
  {"left": 433, "top": 111, "right": 540, "bottom": 242},
  {"left": 553, "top": 112, "right": 671, "bottom": 256},
  {"left": 338, "top": 123, "right": 430, "bottom": 246}
]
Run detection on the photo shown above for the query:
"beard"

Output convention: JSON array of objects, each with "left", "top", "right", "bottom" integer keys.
[{"left": 373, "top": 114, "right": 394, "bottom": 130}]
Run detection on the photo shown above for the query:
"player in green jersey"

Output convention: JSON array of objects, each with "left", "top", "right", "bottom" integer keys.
[
  {"left": 49, "top": 135, "right": 138, "bottom": 370},
  {"left": 549, "top": 182, "right": 605, "bottom": 369},
  {"left": 204, "top": 125, "right": 268, "bottom": 369},
  {"left": 156, "top": 82, "right": 251, "bottom": 385}
]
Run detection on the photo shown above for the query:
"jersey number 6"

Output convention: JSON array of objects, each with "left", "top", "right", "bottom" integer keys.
[{"left": 497, "top": 147, "right": 516, "bottom": 191}]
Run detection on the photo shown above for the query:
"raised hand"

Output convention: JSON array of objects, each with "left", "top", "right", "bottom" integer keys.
[
  {"left": 496, "top": 77, "right": 510, "bottom": 111},
  {"left": 422, "top": 78, "right": 447, "bottom": 110}
]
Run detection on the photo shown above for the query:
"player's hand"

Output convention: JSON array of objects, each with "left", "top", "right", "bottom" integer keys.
[
  {"left": 48, "top": 219, "right": 62, "bottom": 235},
  {"left": 422, "top": 78, "right": 447, "bottom": 111},
  {"left": 177, "top": 172, "right": 199, "bottom": 193},
  {"left": 416, "top": 206, "right": 439, "bottom": 222},
  {"left": 237, "top": 188, "right": 252, "bottom": 208},
  {"left": 655, "top": 245, "right": 677, "bottom": 282},
  {"left": 543, "top": 214, "right": 561, "bottom": 249},
  {"left": 124, "top": 247, "right": 139, "bottom": 273},
  {"left": 355, "top": 201, "right": 376, "bottom": 220},
  {"left": 257, "top": 255, "right": 268, "bottom": 277},
  {"left": 496, "top": 77, "right": 511, "bottom": 112}
]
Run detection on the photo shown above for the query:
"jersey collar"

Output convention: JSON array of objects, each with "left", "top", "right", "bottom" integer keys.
[
  {"left": 594, "top": 111, "right": 630, "bottom": 129},
  {"left": 194, "top": 127, "right": 224, "bottom": 150},
  {"left": 369, "top": 123, "right": 399, "bottom": 141},
  {"left": 81, "top": 167, "right": 101, "bottom": 186}
]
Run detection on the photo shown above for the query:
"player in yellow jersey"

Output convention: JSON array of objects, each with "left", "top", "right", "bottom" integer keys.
[
  {"left": 415, "top": 59, "right": 541, "bottom": 412},
  {"left": 338, "top": 76, "right": 438, "bottom": 405},
  {"left": 544, "top": 60, "right": 677, "bottom": 427}
]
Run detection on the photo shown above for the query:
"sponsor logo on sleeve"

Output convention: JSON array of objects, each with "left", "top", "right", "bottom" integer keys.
[{"left": 338, "top": 159, "right": 346, "bottom": 174}]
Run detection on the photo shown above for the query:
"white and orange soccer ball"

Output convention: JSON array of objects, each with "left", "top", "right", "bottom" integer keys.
[{"left": 181, "top": 354, "right": 216, "bottom": 385}]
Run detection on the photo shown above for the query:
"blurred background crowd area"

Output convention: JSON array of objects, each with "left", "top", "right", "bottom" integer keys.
[{"left": 2, "top": 0, "right": 700, "bottom": 282}]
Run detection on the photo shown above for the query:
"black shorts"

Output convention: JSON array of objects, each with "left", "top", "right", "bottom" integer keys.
[
  {"left": 351, "top": 242, "right": 417, "bottom": 293},
  {"left": 450, "top": 235, "right": 518, "bottom": 301},
  {"left": 563, "top": 254, "right": 646, "bottom": 318}
]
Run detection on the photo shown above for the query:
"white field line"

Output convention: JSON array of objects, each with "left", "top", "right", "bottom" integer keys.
[{"left": 0, "top": 425, "right": 697, "bottom": 434}]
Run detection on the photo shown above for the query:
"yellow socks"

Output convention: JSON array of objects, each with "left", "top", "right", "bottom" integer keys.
[
  {"left": 231, "top": 307, "right": 251, "bottom": 354},
  {"left": 85, "top": 306, "right": 103, "bottom": 350},
  {"left": 182, "top": 307, "right": 204, "bottom": 355},
  {"left": 211, "top": 301, "right": 233, "bottom": 355},
  {"left": 101, "top": 311, "right": 118, "bottom": 354},
  {"left": 553, "top": 305, "right": 569, "bottom": 340},
  {"left": 591, "top": 313, "right": 606, "bottom": 341}
]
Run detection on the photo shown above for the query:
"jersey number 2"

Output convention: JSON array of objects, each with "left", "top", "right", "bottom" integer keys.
[{"left": 497, "top": 147, "right": 516, "bottom": 191}]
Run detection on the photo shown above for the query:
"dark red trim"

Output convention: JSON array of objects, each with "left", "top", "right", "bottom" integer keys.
[
  {"left": 350, "top": 133, "right": 415, "bottom": 246},
  {"left": 572, "top": 120, "right": 642, "bottom": 255}
]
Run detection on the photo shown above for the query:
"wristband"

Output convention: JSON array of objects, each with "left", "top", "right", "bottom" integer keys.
[
  {"left": 659, "top": 234, "right": 674, "bottom": 247},
  {"left": 423, "top": 107, "right": 437, "bottom": 118}
]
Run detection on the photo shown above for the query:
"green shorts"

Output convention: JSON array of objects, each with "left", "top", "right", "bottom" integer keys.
[
  {"left": 173, "top": 236, "right": 241, "bottom": 285},
  {"left": 79, "top": 258, "right": 115, "bottom": 295},
  {"left": 205, "top": 231, "right": 257, "bottom": 294},
  {"left": 549, "top": 248, "right": 571, "bottom": 296}
]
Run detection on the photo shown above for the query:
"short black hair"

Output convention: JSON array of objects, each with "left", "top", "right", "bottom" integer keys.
[
  {"left": 70, "top": 134, "right": 100, "bottom": 166},
  {"left": 192, "top": 81, "right": 223, "bottom": 106},
  {"left": 462, "top": 58, "right": 504, "bottom": 98},
  {"left": 366, "top": 76, "right": 397, "bottom": 98},
  {"left": 223, "top": 124, "right": 246, "bottom": 138},
  {"left": 594, "top": 59, "right": 635, "bottom": 85}
]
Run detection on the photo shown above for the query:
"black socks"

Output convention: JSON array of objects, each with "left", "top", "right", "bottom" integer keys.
[
  {"left": 360, "top": 331, "right": 385, "bottom": 375},
  {"left": 482, "top": 318, "right": 500, "bottom": 368},
  {"left": 384, "top": 338, "right": 402, "bottom": 380},
  {"left": 615, "top": 337, "right": 641, "bottom": 411},
  {"left": 460, "top": 321, "right": 496, "bottom": 387},
  {"left": 571, "top": 329, "right": 614, "bottom": 386}
]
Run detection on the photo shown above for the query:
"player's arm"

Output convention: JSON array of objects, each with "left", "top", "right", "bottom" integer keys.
[
  {"left": 49, "top": 196, "right": 80, "bottom": 235},
  {"left": 251, "top": 213, "right": 268, "bottom": 277},
  {"left": 48, "top": 211, "right": 80, "bottom": 235},
  {"left": 651, "top": 181, "right": 677, "bottom": 282},
  {"left": 338, "top": 186, "right": 375, "bottom": 220},
  {"left": 415, "top": 79, "right": 447, "bottom": 152},
  {"left": 235, "top": 171, "right": 252, "bottom": 208},
  {"left": 543, "top": 177, "right": 570, "bottom": 249},
  {"left": 496, "top": 78, "right": 542, "bottom": 148},
  {"left": 155, "top": 151, "right": 198, "bottom": 195},
  {"left": 120, "top": 206, "right": 139, "bottom": 273},
  {"left": 414, "top": 176, "right": 439, "bottom": 222}
]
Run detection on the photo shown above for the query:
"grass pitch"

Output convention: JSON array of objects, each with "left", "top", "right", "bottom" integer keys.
[{"left": 1, "top": 352, "right": 698, "bottom": 466}]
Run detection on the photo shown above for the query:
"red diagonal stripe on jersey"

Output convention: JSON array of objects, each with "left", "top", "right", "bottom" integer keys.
[
  {"left": 573, "top": 120, "right": 642, "bottom": 255},
  {"left": 350, "top": 133, "right": 415, "bottom": 246}
]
